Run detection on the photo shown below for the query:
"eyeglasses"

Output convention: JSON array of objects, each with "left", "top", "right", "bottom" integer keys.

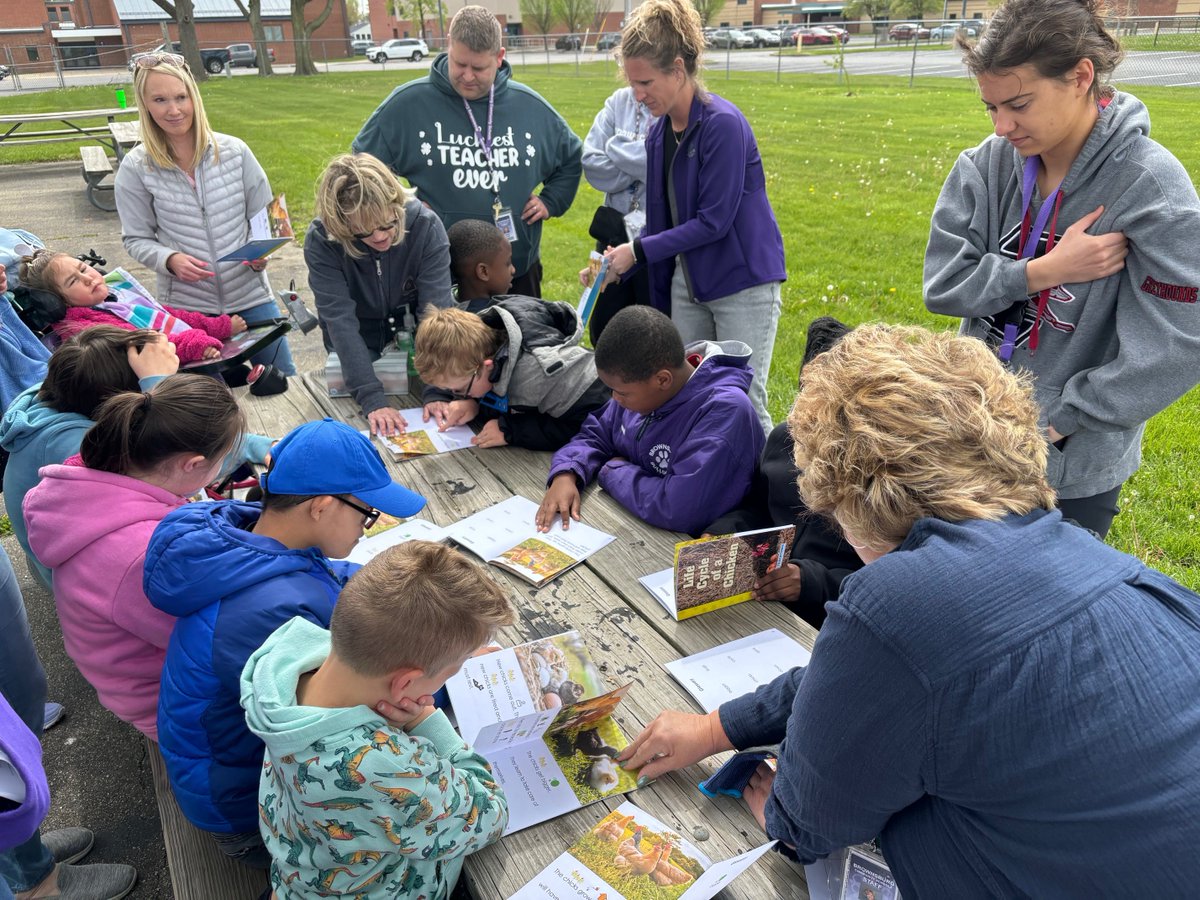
[
  {"left": 135, "top": 52, "right": 187, "bottom": 70},
  {"left": 334, "top": 495, "right": 381, "bottom": 529},
  {"left": 449, "top": 363, "right": 481, "bottom": 399},
  {"left": 353, "top": 220, "right": 400, "bottom": 241}
]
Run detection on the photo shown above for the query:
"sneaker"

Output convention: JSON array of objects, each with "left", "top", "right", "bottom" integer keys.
[
  {"left": 17, "top": 862, "right": 138, "bottom": 900},
  {"left": 43, "top": 702, "right": 65, "bottom": 730},
  {"left": 41, "top": 828, "right": 94, "bottom": 866}
]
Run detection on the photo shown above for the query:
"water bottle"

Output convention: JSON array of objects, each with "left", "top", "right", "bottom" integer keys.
[{"left": 115, "top": 89, "right": 127, "bottom": 109}]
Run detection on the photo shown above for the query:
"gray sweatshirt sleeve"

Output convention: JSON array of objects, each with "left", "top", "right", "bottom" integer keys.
[
  {"left": 115, "top": 154, "right": 177, "bottom": 275},
  {"left": 582, "top": 93, "right": 642, "bottom": 195},
  {"left": 1047, "top": 165, "right": 1200, "bottom": 436},
  {"left": 924, "top": 152, "right": 1031, "bottom": 318},
  {"left": 304, "top": 233, "right": 388, "bottom": 416}
]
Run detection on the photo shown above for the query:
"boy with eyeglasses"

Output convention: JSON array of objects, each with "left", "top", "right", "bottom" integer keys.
[
  {"left": 143, "top": 418, "right": 426, "bottom": 870},
  {"left": 413, "top": 219, "right": 609, "bottom": 451}
]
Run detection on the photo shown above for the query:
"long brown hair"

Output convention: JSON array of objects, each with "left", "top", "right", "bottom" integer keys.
[
  {"left": 39, "top": 326, "right": 162, "bottom": 418},
  {"left": 81, "top": 374, "right": 244, "bottom": 476}
]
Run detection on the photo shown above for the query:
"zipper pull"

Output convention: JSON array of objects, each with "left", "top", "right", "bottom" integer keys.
[
  {"left": 635, "top": 412, "right": 655, "bottom": 442},
  {"left": 375, "top": 258, "right": 382, "bottom": 278}
]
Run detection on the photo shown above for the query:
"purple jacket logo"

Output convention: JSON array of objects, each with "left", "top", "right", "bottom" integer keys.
[{"left": 649, "top": 443, "right": 672, "bottom": 475}]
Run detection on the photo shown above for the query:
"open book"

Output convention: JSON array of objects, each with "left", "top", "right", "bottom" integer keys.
[
  {"left": 218, "top": 193, "right": 293, "bottom": 262},
  {"left": 512, "top": 800, "right": 777, "bottom": 898},
  {"left": 640, "top": 525, "right": 796, "bottom": 620},
  {"left": 339, "top": 497, "right": 614, "bottom": 585},
  {"left": 663, "top": 629, "right": 812, "bottom": 714},
  {"left": 375, "top": 408, "right": 474, "bottom": 460},
  {"left": 447, "top": 633, "right": 635, "bottom": 833}
]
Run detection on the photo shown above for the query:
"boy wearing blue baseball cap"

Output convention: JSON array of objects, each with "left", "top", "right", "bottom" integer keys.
[{"left": 143, "top": 418, "right": 426, "bottom": 868}]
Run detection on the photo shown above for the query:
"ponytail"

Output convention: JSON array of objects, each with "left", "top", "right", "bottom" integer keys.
[{"left": 80, "top": 374, "right": 244, "bottom": 476}]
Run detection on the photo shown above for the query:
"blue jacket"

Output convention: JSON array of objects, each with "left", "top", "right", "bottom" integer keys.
[
  {"left": 548, "top": 340, "right": 763, "bottom": 535},
  {"left": 0, "top": 297, "right": 49, "bottom": 414},
  {"left": 144, "top": 500, "right": 358, "bottom": 834},
  {"left": 719, "top": 510, "right": 1200, "bottom": 896},
  {"left": 640, "top": 93, "right": 786, "bottom": 311}
]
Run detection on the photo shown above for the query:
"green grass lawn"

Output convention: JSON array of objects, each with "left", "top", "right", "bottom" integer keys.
[{"left": 2, "top": 66, "right": 1198, "bottom": 585}]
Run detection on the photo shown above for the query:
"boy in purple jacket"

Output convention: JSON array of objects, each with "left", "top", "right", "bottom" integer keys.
[{"left": 536, "top": 306, "right": 763, "bottom": 536}]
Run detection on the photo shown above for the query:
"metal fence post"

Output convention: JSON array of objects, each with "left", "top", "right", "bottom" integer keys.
[
  {"left": 323, "top": 40, "right": 329, "bottom": 73},
  {"left": 726, "top": 40, "right": 731, "bottom": 80},
  {"left": 4, "top": 47, "right": 19, "bottom": 92},
  {"left": 909, "top": 29, "right": 918, "bottom": 87},
  {"left": 776, "top": 37, "right": 782, "bottom": 83},
  {"left": 52, "top": 46, "right": 65, "bottom": 89}
]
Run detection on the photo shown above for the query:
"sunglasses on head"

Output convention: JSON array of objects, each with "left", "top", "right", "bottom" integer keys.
[
  {"left": 135, "top": 52, "right": 188, "bottom": 70},
  {"left": 333, "top": 495, "right": 381, "bottom": 529},
  {"left": 353, "top": 220, "right": 400, "bottom": 241}
]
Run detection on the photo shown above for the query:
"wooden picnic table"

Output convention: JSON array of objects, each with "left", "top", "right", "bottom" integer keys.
[
  {"left": 107, "top": 120, "right": 141, "bottom": 162},
  {"left": 274, "top": 372, "right": 819, "bottom": 899},
  {"left": 0, "top": 107, "right": 138, "bottom": 156}
]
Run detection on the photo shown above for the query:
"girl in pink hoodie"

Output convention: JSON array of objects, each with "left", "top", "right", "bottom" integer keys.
[
  {"left": 19, "top": 248, "right": 247, "bottom": 363},
  {"left": 23, "top": 374, "right": 245, "bottom": 740}
]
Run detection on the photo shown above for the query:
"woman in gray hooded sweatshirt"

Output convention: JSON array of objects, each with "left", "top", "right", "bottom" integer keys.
[{"left": 923, "top": 0, "right": 1200, "bottom": 538}]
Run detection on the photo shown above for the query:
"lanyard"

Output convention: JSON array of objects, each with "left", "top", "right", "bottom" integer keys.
[
  {"left": 627, "top": 101, "right": 646, "bottom": 210},
  {"left": 462, "top": 84, "right": 499, "bottom": 209},
  {"left": 1001, "top": 156, "right": 1065, "bottom": 360}
]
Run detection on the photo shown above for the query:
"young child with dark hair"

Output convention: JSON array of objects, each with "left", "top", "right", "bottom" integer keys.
[
  {"left": 705, "top": 317, "right": 865, "bottom": 628},
  {"left": 144, "top": 418, "right": 427, "bottom": 869},
  {"left": 414, "top": 220, "right": 609, "bottom": 451},
  {"left": 18, "top": 249, "right": 246, "bottom": 363},
  {"left": 537, "top": 305, "right": 763, "bottom": 536},
  {"left": 240, "top": 540, "right": 514, "bottom": 898}
]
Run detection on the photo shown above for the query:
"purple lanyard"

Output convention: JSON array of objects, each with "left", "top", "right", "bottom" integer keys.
[
  {"left": 462, "top": 85, "right": 496, "bottom": 188},
  {"left": 1018, "top": 155, "right": 1062, "bottom": 260}
]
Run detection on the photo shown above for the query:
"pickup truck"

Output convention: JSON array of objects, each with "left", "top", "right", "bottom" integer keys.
[
  {"left": 226, "top": 43, "right": 276, "bottom": 68},
  {"left": 129, "top": 42, "right": 232, "bottom": 75}
]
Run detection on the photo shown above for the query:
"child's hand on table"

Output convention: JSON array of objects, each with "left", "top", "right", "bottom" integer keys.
[
  {"left": 127, "top": 332, "right": 179, "bottom": 379},
  {"left": 471, "top": 419, "right": 507, "bottom": 449},
  {"left": 229, "top": 315, "right": 247, "bottom": 335},
  {"left": 536, "top": 473, "right": 581, "bottom": 532},
  {"left": 424, "top": 399, "right": 479, "bottom": 430},
  {"left": 368, "top": 407, "right": 408, "bottom": 437}
]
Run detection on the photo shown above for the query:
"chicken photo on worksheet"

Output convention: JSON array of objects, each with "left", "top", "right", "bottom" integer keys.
[
  {"left": 570, "top": 807, "right": 704, "bottom": 898},
  {"left": 542, "top": 685, "right": 639, "bottom": 805}
]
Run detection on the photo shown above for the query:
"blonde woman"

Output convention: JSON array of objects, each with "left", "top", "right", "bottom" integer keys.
[
  {"left": 620, "top": 324, "right": 1200, "bottom": 895},
  {"left": 305, "top": 153, "right": 453, "bottom": 436},
  {"left": 114, "top": 52, "right": 294, "bottom": 374}
]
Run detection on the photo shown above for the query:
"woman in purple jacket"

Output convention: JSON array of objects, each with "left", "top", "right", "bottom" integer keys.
[{"left": 602, "top": 0, "right": 786, "bottom": 434}]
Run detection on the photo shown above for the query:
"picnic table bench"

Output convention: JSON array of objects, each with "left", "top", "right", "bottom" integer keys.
[{"left": 146, "top": 373, "right": 816, "bottom": 898}]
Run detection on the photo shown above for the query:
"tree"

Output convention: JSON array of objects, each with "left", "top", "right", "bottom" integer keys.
[
  {"left": 231, "top": 0, "right": 275, "bottom": 76},
  {"left": 393, "top": 0, "right": 432, "bottom": 38},
  {"left": 555, "top": 0, "right": 593, "bottom": 34},
  {"left": 519, "top": 0, "right": 556, "bottom": 44},
  {"left": 589, "top": 0, "right": 612, "bottom": 33},
  {"left": 890, "top": 0, "right": 940, "bottom": 18},
  {"left": 148, "top": 0, "right": 208, "bottom": 82},
  {"left": 843, "top": 0, "right": 892, "bottom": 20},
  {"left": 691, "top": 0, "right": 726, "bottom": 27},
  {"left": 290, "top": 0, "right": 335, "bottom": 76},
  {"left": 345, "top": 0, "right": 366, "bottom": 23}
]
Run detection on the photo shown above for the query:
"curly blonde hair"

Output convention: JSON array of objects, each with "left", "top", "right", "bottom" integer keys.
[
  {"left": 314, "top": 153, "right": 414, "bottom": 258},
  {"left": 618, "top": 0, "right": 707, "bottom": 95},
  {"left": 788, "top": 324, "right": 1055, "bottom": 550}
]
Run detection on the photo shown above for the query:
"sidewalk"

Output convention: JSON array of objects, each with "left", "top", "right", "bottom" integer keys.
[{"left": 1, "top": 159, "right": 329, "bottom": 898}]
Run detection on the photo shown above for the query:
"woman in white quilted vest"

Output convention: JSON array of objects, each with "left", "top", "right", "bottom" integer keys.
[{"left": 114, "top": 52, "right": 295, "bottom": 375}]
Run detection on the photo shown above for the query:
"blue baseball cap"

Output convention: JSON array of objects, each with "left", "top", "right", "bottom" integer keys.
[{"left": 260, "top": 418, "right": 427, "bottom": 518}]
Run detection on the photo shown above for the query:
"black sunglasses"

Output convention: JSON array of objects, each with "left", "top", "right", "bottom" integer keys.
[
  {"left": 353, "top": 219, "right": 400, "bottom": 241},
  {"left": 333, "top": 495, "right": 381, "bottom": 529}
]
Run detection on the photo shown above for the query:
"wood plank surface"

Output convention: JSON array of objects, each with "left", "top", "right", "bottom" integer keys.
[
  {"left": 147, "top": 739, "right": 268, "bottom": 900},
  {"left": 79, "top": 145, "right": 113, "bottom": 175}
]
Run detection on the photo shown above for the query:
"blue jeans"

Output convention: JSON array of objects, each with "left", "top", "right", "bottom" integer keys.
[
  {"left": 239, "top": 299, "right": 297, "bottom": 377},
  {"left": 0, "top": 546, "right": 53, "bottom": 894}
]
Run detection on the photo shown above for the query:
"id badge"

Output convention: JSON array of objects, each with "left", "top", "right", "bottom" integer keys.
[
  {"left": 494, "top": 207, "right": 519, "bottom": 243},
  {"left": 623, "top": 208, "right": 646, "bottom": 243}
]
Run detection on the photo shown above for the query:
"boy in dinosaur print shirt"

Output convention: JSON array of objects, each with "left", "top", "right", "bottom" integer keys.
[{"left": 241, "top": 541, "right": 515, "bottom": 899}]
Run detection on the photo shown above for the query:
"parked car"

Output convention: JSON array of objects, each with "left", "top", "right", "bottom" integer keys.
[
  {"left": 129, "top": 42, "right": 231, "bottom": 75},
  {"left": 888, "top": 23, "right": 931, "bottom": 41},
  {"left": 820, "top": 24, "right": 851, "bottom": 43},
  {"left": 779, "top": 25, "right": 804, "bottom": 44},
  {"left": 743, "top": 28, "right": 781, "bottom": 47},
  {"left": 710, "top": 28, "right": 755, "bottom": 49},
  {"left": 555, "top": 34, "right": 582, "bottom": 51},
  {"left": 794, "top": 27, "right": 835, "bottom": 46},
  {"left": 595, "top": 32, "right": 621, "bottom": 51},
  {"left": 351, "top": 39, "right": 372, "bottom": 55},
  {"left": 368, "top": 38, "right": 428, "bottom": 62},
  {"left": 225, "top": 43, "right": 275, "bottom": 68},
  {"left": 928, "top": 22, "right": 980, "bottom": 40}
]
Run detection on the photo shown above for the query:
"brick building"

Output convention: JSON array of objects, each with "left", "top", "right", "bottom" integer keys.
[{"left": 0, "top": 0, "right": 351, "bottom": 69}]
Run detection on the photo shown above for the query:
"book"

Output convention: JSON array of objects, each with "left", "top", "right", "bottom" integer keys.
[
  {"left": 640, "top": 525, "right": 796, "bottom": 620},
  {"left": 375, "top": 407, "right": 474, "bottom": 460},
  {"left": 446, "top": 631, "right": 636, "bottom": 833},
  {"left": 218, "top": 193, "right": 293, "bottom": 262},
  {"left": 577, "top": 251, "right": 610, "bottom": 331},
  {"left": 663, "top": 629, "right": 812, "bottom": 713},
  {"left": 341, "top": 515, "right": 445, "bottom": 565},
  {"left": 335, "top": 496, "right": 615, "bottom": 586},
  {"left": 511, "top": 800, "right": 777, "bottom": 898}
]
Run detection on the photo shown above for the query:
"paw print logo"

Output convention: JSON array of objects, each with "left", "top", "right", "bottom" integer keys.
[
  {"left": 526, "top": 144, "right": 536, "bottom": 158},
  {"left": 420, "top": 141, "right": 432, "bottom": 157},
  {"left": 648, "top": 443, "right": 671, "bottom": 475}
]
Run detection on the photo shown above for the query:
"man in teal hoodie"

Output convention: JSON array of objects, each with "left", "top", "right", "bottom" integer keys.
[
  {"left": 240, "top": 540, "right": 514, "bottom": 899},
  {"left": 352, "top": 5, "right": 582, "bottom": 299}
]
